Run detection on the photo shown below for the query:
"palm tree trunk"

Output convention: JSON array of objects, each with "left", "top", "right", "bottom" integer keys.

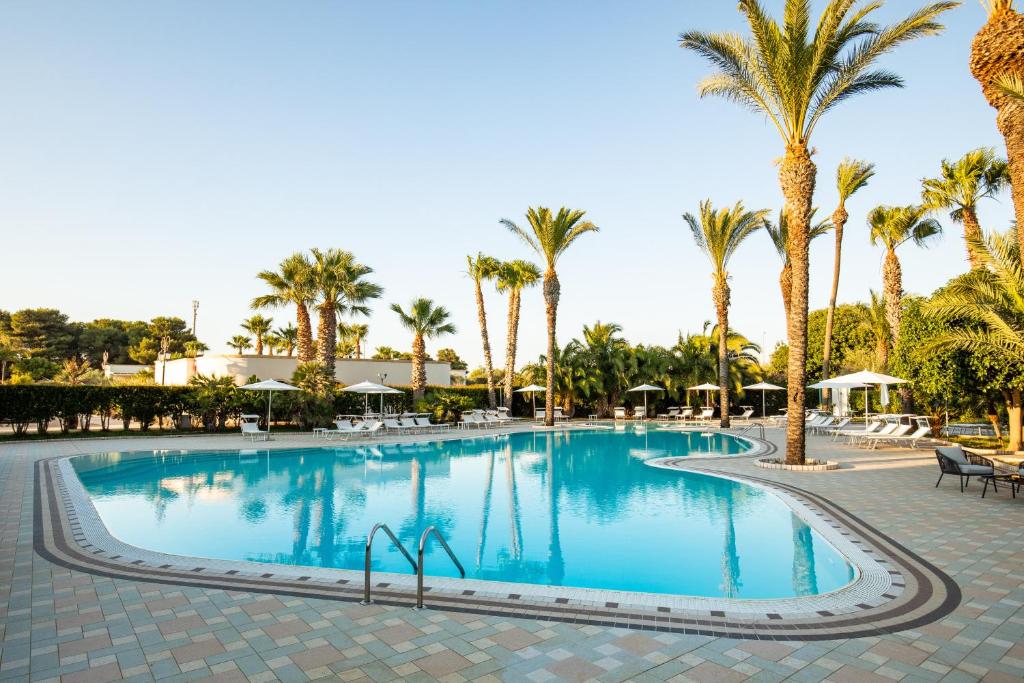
[
  {"left": 962, "top": 207, "right": 984, "bottom": 269},
  {"left": 714, "top": 279, "right": 731, "bottom": 428},
  {"left": 474, "top": 279, "right": 497, "bottom": 408},
  {"left": 822, "top": 207, "right": 847, "bottom": 407},
  {"left": 354, "top": 335, "right": 362, "bottom": 360},
  {"left": 999, "top": 108, "right": 1024, "bottom": 259},
  {"left": 317, "top": 304, "right": 337, "bottom": 377},
  {"left": 779, "top": 145, "right": 816, "bottom": 466},
  {"left": 296, "top": 304, "right": 314, "bottom": 363},
  {"left": 412, "top": 333, "right": 427, "bottom": 402},
  {"left": 1006, "top": 389, "right": 1022, "bottom": 451},
  {"left": 254, "top": 336, "right": 264, "bottom": 356},
  {"left": 882, "top": 250, "right": 903, "bottom": 356},
  {"left": 779, "top": 263, "right": 792, "bottom": 331},
  {"left": 543, "top": 270, "right": 560, "bottom": 428},
  {"left": 971, "top": 10, "right": 1024, "bottom": 259},
  {"left": 503, "top": 289, "right": 521, "bottom": 410}
]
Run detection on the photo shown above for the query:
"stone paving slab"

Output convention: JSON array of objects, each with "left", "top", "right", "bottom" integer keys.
[{"left": 1, "top": 428, "right": 1023, "bottom": 680}]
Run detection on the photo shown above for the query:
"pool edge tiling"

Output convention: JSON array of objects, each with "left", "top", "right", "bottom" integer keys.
[{"left": 35, "top": 442, "right": 962, "bottom": 641}]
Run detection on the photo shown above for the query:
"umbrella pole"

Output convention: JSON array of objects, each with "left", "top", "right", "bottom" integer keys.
[
  {"left": 267, "top": 391, "right": 272, "bottom": 436},
  {"left": 644, "top": 393, "right": 648, "bottom": 421},
  {"left": 762, "top": 390, "right": 766, "bottom": 419},
  {"left": 380, "top": 392, "right": 384, "bottom": 416}
]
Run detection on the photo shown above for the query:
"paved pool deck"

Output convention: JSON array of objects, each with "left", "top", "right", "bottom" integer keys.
[{"left": 1, "top": 426, "right": 1023, "bottom": 682}]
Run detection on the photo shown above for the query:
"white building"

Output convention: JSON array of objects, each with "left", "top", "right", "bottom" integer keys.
[{"left": 153, "top": 355, "right": 452, "bottom": 387}]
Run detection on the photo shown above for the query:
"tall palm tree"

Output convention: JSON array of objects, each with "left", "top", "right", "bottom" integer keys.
[
  {"left": 228, "top": 335, "right": 252, "bottom": 355},
  {"left": 390, "top": 298, "right": 457, "bottom": 401},
  {"left": 271, "top": 324, "right": 298, "bottom": 356},
  {"left": 241, "top": 315, "right": 273, "bottom": 355},
  {"left": 496, "top": 259, "right": 541, "bottom": 409},
  {"left": 928, "top": 231, "right": 1024, "bottom": 448},
  {"left": 500, "top": 207, "right": 599, "bottom": 427},
  {"left": 309, "top": 248, "right": 382, "bottom": 377},
  {"left": 684, "top": 201, "right": 768, "bottom": 427},
  {"left": 823, "top": 160, "right": 875, "bottom": 395},
  {"left": 681, "top": 0, "right": 954, "bottom": 464},
  {"left": 856, "top": 290, "right": 892, "bottom": 370},
  {"left": 868, "top": 205, "right": 943, "bottom": 360},
  {"left": 970, "top": 0, "right": 1024, "bottom": 255},
  {"left": 252, "top": 253, "right": 316, "bottom": 363},
  {"left": 921, "top": 148, "right": 1009, "bottom": 268},
  {"left": 467, "top": 253, "right": 502, "bottom": 408},
  {"left": 764, "top": 209, "right": 833, "bottom": 328}
]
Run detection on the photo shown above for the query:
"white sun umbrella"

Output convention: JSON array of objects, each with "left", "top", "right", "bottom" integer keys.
[
  {"left": 627, "top": 384, "right": 665, "bottom": 420},
  {"left": 688, "top": 382, "right": 720, "bottom": 408},
  {"left": 743, "top": 381, "right": 784, "bottom": 418},
  {"left": 515, "top": 384, "right": 547, "bottom": 418},
  {"left": 341, "top": 380, "right": 404, "bottom": 416},
  {"left": 826, "top": 370, "right": 907, "bottom": 419},
  {"left": 239, "top": 379, "right": 300, "bottom": 435}
]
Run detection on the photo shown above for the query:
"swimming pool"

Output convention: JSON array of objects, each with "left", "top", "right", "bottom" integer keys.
[{"left": 70, "top": 427, "right": 855, "bottom": 598}]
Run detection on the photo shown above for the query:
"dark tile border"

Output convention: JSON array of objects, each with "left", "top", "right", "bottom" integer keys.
[{"left": 33, "top": 454, "right": 960, "bottom": 640}]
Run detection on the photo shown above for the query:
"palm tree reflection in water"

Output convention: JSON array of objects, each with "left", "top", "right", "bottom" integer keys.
[{"left": 791, "top": 513, "right": 819, "bottom": 597}]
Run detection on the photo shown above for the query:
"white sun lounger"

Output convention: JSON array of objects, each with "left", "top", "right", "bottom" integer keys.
[{"left": 240, "top": 419, "right": 269, "bottom": 442}]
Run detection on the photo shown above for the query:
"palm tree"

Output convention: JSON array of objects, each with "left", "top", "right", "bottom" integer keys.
[
  {"left": 928, "top": 231, "right": 1024, "bottom": 448},
  {"left": 345, "top": 323, "right": 369, "bottom": 359},
  {"left": 921, "top": 148, "right": 1009, "bottom": 268},
  {"left": 970, "top": 1, "right": 1024, "bottom": 255},
  {"left": 252, "top": 253, "right": 316, "bottom": 363},
  {"left": 684, "top": 201, "right": 767, "bottom": 427},
  {"left": 309, "top": 248, "right": 382, "bottom": 377},
  {"left": 271, "top": 324, "right": 298, "bottom": 356},
  {"left": 467, "top": 253, "right": 502, "bottom": 408},
  {"left": 228, "top": 335, "right": 252, "bottom": 355},
  {"left": 570, "top": 321, "right": 632, "bottom": 417},
  {"left": 764, "top": 209, "right": 833, "bottom": 328},
  {"left": 823, "top": 160, "right": 875, "bottom": 396},
  {"left": 500, "top": 207, "right": 599, "bottom": 426},
  {"left": 496, "top": 259, "right": 541, "bottom": 409},
  {"left": 390, "top": 298, "right": 457, "bottom": 401},
  {"left": 241, "top": 315, "right": 273, "bottom": 355},
  {"left": 681, "top": 0, "right": 953, "bottom": 464},
  {"left": 856, "top": 290, "right": 892, "bottom": 370},
  {"left": 868, "top": 205, "right": 943, "bottom": 360}
]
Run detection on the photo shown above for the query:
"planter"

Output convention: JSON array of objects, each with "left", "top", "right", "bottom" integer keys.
[{"left": 755, "top": 457, "right": 839, "bottom": 472}]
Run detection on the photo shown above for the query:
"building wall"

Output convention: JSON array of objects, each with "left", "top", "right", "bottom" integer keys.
[{"left": 153, "top": 355, "right": 451, "bottom": 387}]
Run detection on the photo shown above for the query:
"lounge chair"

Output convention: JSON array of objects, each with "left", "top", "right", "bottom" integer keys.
[
  {"left": 614, "top": 407, "right": 627, "bottom": 421},
  {"left": 383, "top": 417, "right": 414, "bottom": 433},
  {"left": 240, "top": 417, "right": 269, "bottom": 442},
  {"left": 660, "top": 407, "right": 680, "bottom": 420},
  {"left": 678, "top": 407, "right": 694, "bottom": 421},
  {"left": 850, "top": 421, "right": 899, "bottom": 445},
  {"left": 832, "top": 420, "right": 883, "bottom": 441},
  {"left": 414, "top": 416, "right": 449, "bottom": 432},
  {"left": 818, "top": 417, "right": 851, "bottom": 437},
  {"left": 553, "top": 407, "right": 569, "bottom": 422},
  {"left": 870, "top": 419, "right": 933, "bottom": 449},
  {"left": 535, "top": 409, "right": 546, "bottom": 422},
  {"left": 460, "top": 412, "right": 485, "bottom": 430},
  {"left": 324, "top": 419, "right": 364, "bottom": 441},
  {"left": 858, "top": 423, "right": 913, "bottom": 448},
  {"left": 935, "top": 446, "right": 995, "bottom": 492},
  {"left": 697, "top": 407, "right": 714, "bottom": 423},
  {"left": 484, "top": 409, "right": 513, "bottom": 425},
  {"left": 633, "top": 406, "right": 647, "bottom": 420},
  {"left": 737, "top": 407, "right": 754, "bottom": 421},
  {"left": 496, "top": 406, "right": 521, "bottom": 422}
]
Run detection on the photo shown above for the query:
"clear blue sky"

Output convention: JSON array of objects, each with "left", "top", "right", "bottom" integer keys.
[{"left": 0, "top": 1, "right": 1013, "bottom": 370}]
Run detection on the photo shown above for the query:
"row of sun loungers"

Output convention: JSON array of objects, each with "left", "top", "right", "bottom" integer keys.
[
  {"left": 460, "top": 409, "right": 520, "bottom": 429},
  {"left": 804, "top": 413, "right": 935, "bottom": 450}
]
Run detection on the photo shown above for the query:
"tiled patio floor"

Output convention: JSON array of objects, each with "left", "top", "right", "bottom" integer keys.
[{"left": 2, "top": 428, "right": 1023, "bottom": 682}]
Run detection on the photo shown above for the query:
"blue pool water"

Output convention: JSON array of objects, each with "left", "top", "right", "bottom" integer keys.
[{"left": 71, "top": 427, "right": 854, "bottom": 598}]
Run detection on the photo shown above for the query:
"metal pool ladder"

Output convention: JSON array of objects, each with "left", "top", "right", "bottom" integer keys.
[
  {"left": 362, "top": 523, "right": 417, "bottom": 605},
  {"left": 416, "top": 526, "right": 465, "bottom": 609},
  {"left": 736, "top": 422, "right": 765, "bottom": 440}
]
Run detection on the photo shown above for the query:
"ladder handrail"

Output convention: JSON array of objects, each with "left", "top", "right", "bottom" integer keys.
[
  {"left": 736, "top": 422, "right": 766, "bottom": 440},
  {"left": 416, "top": 525, "right": 465, "bottom": 608},
  {"left": 362, "top": 522, "right": 417, "bottom": 605}
]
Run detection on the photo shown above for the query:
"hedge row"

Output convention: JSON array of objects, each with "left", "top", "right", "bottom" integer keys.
[{"left": 0, "top": 384, "right": 532, "bottom": 437}]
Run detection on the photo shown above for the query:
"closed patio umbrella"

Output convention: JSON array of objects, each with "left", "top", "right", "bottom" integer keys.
[
  {"left": 239, "top": 379, "right": 300, "bottom": 435},
  {"left": 627, "top": 384, "right": 665, "bottom": 420},
  {"left": 742, "top": 381, "right": 784, "bottom": 418},
  {"left": 515, "top": 384, "right": 547, "bottom": 418}
]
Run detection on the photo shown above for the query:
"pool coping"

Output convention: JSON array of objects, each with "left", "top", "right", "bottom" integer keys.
[{"left": 34, "top": 431, "right": 961, "bottom": 640}]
